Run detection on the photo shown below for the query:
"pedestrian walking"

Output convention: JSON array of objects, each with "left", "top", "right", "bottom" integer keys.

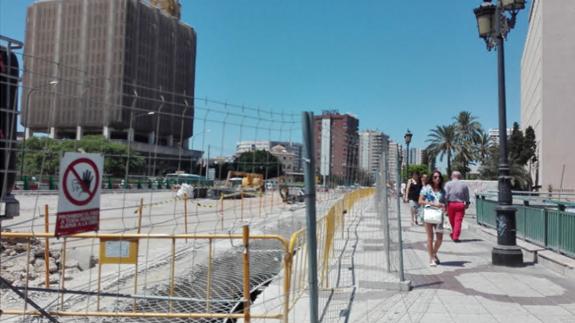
[
  {"left": 419, "top": 170, "right": 446, "bottom": 267},
  {"left": 404, "top": 171, "right": 423, "bottom": 225},
  {"left": 445, "top": 171, "right": 470, "bottom": 242},
  {"left": 417, "top": 174, "right": 429, "bottom": 224}
]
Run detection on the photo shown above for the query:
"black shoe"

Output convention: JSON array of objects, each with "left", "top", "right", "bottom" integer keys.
[
  {"left": 434, "top": 256, "right": 440, "bottom": 264},
  {"left": 453, "top": 239, "right": 461, "bottom": 243}
]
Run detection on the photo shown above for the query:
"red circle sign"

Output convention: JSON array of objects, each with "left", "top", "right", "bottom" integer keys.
[{"left": 62, "top": 158, "right": 100, "bottom": 206}]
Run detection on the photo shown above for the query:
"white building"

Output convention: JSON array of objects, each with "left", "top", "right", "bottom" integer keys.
[
  {"left": 488, "top": 128, "right": 512, "bottom": 146},
  {"left": 235, "top": 140, "right": 303, "bottom": 171},
  {"left": 405, "top": 148, "right": 422, "bottom": 166},
  {"left": 388, "top": 141, "right": 401, "bottom": 185},
  {"left": 521, "top": 0, "right": 575, "bottom": 192},
  {"left": 358, "top": 130, "right": 389, "bottom": 180}
]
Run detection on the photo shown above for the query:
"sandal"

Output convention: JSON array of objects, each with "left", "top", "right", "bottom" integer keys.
[{"left": 429, "top": 260, "right": 437, "bottom": 267}]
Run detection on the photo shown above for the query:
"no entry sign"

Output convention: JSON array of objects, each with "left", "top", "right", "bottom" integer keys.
[{"left": 55, "top": 153, "right": 103, "bottom": 236}]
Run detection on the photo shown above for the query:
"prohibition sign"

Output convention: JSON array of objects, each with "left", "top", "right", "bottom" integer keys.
[{"left": 62, "top": 158, "right": 100, "bottom": 206}]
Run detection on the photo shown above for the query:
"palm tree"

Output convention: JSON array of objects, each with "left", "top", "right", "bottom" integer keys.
[
  {"left": 453, "top": 111, "right": 483, "bottom": 176},
  {"left": 426, "top": 125, "right": 456, "bottom": 175},
  {"left": 454, "top": 111, "right": 482, "bottom": 143},
  {"left": 475, "top": 130, "right": 491, "bottom": 164}
]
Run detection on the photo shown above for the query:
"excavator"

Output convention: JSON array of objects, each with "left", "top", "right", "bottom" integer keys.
[
  {"left": 225, "top": 171, "right": 264, "bottom": 191},
  {"left": 209, "top": 171, "right": 264, "bottom": 199}
]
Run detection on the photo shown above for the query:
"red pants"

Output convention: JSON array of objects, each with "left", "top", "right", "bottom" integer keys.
[{"left": 447, "top": 202, "right": 466, "bottom": 240}]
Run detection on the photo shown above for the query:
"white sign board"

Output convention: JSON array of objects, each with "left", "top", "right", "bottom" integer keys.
[{"left": 55, "top": 152, "right": 103, "bottom": 236}]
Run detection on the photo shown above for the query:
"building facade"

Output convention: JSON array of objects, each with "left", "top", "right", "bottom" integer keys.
[
  {"left": 21, "top": 0, "right": 199, "bottom": 172},
  {"left": 488, "top": 128, "right": 512, "bottom": 146},
  {"left": 313, "top": 111, "right": 359, "bottom": 182},
  {"left": 403, "top": 147, "right": 422, "bottom": 166},
  {"left": 235, "top": 140, "right": 303, "bottom": 172},
  {"left": 521, "top": 0, "right": 575, "bottom": 192},
  {"left": 388, "top": 141, "right": 401, "bottom": 186},
  {"left": 358, "top": 130, "right": 389, "bottom": 181}
]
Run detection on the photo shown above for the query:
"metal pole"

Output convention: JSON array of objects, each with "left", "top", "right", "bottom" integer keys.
[
  {"left": 382, "top": 142, "right": 391, "bottom": 273},
  {"left": 492, "top": 1, "right": 523, "bottom": 267},
  {"left": 406, "top": 142, "right": 410, "bottom": 181},
  {"left": 302, "top": 112, "right": 319, "bottom": 323},
  {"left": 395, "top": 145, "right": 405, "bottom": 282}
]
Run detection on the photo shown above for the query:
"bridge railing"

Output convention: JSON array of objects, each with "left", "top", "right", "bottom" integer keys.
[{"left": 476, "top": 195, "right": 575, "bottom": 258}]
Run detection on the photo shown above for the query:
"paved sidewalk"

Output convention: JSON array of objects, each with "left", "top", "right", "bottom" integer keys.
[
  {"left": 252, "top": 196, "right": 575, "bottom": 322},
  {"left": 301, "top": 198, "right": 575, "bottom": 322}
]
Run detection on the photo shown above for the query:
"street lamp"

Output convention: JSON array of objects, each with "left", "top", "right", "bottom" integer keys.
[
  {"left": 404, "top": 129, "right": 412, "bottom": 181},
  {"left": 473, "top": 0, "right": 525, "bottom": 267},
  {"left": 20, "top": 80, "right": 58, "bottom": 178},
  {"left": 124, "top": 110, "right": 155, "bottom": 188}
]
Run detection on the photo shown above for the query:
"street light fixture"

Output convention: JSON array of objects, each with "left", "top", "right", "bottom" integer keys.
[
  {"left": 473, "top": 0, "right": 526, "bottom": 267},
  {"left": 404, "top": 129, "right": 412, "bottom": 181},
  {"left": 20, "top": 80, "right": 58, "bottom": 178}
]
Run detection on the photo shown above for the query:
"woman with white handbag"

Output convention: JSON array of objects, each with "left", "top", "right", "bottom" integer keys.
[{"left": 418, "top": 170, "right": 446, "bottom": 267}]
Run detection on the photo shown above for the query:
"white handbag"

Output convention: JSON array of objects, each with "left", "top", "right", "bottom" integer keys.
[{"left": 423, "top": 206, "right": 443, "bottom": 224}]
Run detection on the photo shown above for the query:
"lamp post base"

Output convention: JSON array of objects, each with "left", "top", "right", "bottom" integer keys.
[{"left": 492, "top": 245, "right": 523, "bottom": 267}]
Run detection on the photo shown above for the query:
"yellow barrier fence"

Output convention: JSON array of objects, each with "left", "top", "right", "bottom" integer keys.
[
  {"left": 0, "top": 188, "right": 374, "bottom": 322},
  {"left": 287, "top": 187, "right": 375, "bottom": 310}
]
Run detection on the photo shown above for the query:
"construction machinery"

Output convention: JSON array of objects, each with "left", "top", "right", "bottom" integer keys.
[{"left": 225, "top": 171, "right": 264, "bottom": 191}]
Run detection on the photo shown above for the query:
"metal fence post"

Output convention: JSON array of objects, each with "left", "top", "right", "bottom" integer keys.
[
  {"left": 395, "top": 145, "right": 406, "bottom": 282},
  {"left": 382, "top": 144, "right": 391, "bottom": 273},
  {"left": 302, "top": 112, "right": 319, "bottom": 323}
]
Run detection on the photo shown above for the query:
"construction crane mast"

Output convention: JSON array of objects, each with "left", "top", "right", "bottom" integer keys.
[{"left": 150, "top": 0, "right": 181, "bottom": 20}]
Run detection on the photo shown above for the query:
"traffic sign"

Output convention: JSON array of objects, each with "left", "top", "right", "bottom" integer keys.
[{"left": 55, "top": 153, "right": 103, "bottom": 236}]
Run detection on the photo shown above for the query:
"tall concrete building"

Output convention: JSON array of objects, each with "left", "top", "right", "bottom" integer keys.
[
  {"left": 388, "top": 141, "right": 401, "bottom": 185},
  {"left": 521, "top": 0, "right": 575, "bottom": 192},
  {"left": 403, "top": 147, "right": 422, "bottom": 166},
  {"left": 21, "top": 0, "right": 199, "bottom": 172},
  {"left": 359, "top": 130, "right": 389, "bottom": 180},
  {"left": 314, "top": 111, "right": 359, "bottom": 182}
]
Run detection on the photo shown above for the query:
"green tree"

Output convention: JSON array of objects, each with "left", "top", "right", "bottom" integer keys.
[
  {"left": 508, "top": 122, "right": 524, "bottom": 164},
  {"left": 234, "top": 150, "right": 282, "bottom": 178},
  {"left": 19, "top": 136, "right": 145, "bottom": 178},
  {"left": 521, "top": 126, "right": 537, "bottom": 165},
  {"left": 402, "top": 164, "right": 429, "bottom": 181},
  {"left": 479, "top": 144, "right": 533, "bottom": 190},
  {"left": 452, "top": 111, "right": 483, "bottom": 177},
  {"left": 426, "top": 124, "right": 457, "bottom": 176},
  {"left": 475, "top": 130, "right": 492, "bottom": 164}
]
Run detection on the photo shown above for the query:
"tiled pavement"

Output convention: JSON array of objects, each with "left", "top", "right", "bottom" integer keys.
[
  {"left": 303, "top": 197, "right": 575, "bottom": 322},
  {"left": 252, "top": 196, "right": 575, "bottom": 322}
]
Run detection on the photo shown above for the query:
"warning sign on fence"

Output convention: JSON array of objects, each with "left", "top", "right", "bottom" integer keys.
[{"left": 55, "top": 152, "right": 103, "bottom": 236}]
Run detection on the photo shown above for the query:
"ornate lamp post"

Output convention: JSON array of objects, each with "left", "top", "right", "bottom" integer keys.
[
  {"left": 404, "top": 129, "right": 413, "bottom": 181},
  {"left": 473, "top": 0, "right": 526, "bottom": 267}
]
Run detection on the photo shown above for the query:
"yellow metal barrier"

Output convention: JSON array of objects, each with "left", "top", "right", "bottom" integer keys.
[
  {"left": 287, "top": 187, "right": 375, "bottom": 309},
  {"left": 0, "top": 188, "right": 374, "bottom": 322},
  {"left": 0, "top": 230, "right": 290, "bottom": 323}
]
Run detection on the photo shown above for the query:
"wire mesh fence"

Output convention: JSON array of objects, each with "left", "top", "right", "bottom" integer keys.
[
  {"left": 375, "top": 141, "right": 407, "bottom": 282},
  {"left": 0, "top": 34, "right": 365, "bottom": 322}
]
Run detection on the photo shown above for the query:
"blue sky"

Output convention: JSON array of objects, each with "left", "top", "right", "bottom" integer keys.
[{"left": 0, "top": 0, "right": 529, "bottom": 152}]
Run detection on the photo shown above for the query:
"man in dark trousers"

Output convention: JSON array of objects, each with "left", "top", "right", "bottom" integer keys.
[{"left": 445, "top": 171, "right": 470, "bottom": 242}]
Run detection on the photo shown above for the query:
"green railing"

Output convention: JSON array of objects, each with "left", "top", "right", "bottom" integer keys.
[{"left": 476, "top": 196, "right": 575, "bottom": 258}]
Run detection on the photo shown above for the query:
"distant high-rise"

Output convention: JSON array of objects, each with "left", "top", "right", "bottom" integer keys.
[
  {"left": 359, "top": 130, "right": 389, "bottom": 180},
  {"left": 314, "top": 111, "right": 359, "bottom": 182},
  {"left": 521, "top": 0, "right": 575, "bottom": 191},
  {"left": 21, "top": 0, "right": 198, "bottom": 171},
  {"left": 388, "top": 141, "right": 401, "bottom": 185}
]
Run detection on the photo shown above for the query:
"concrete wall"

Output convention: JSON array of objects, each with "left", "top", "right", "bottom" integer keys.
[{"left": 521, "top": 0, "right": 575, "bottom": 192}]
